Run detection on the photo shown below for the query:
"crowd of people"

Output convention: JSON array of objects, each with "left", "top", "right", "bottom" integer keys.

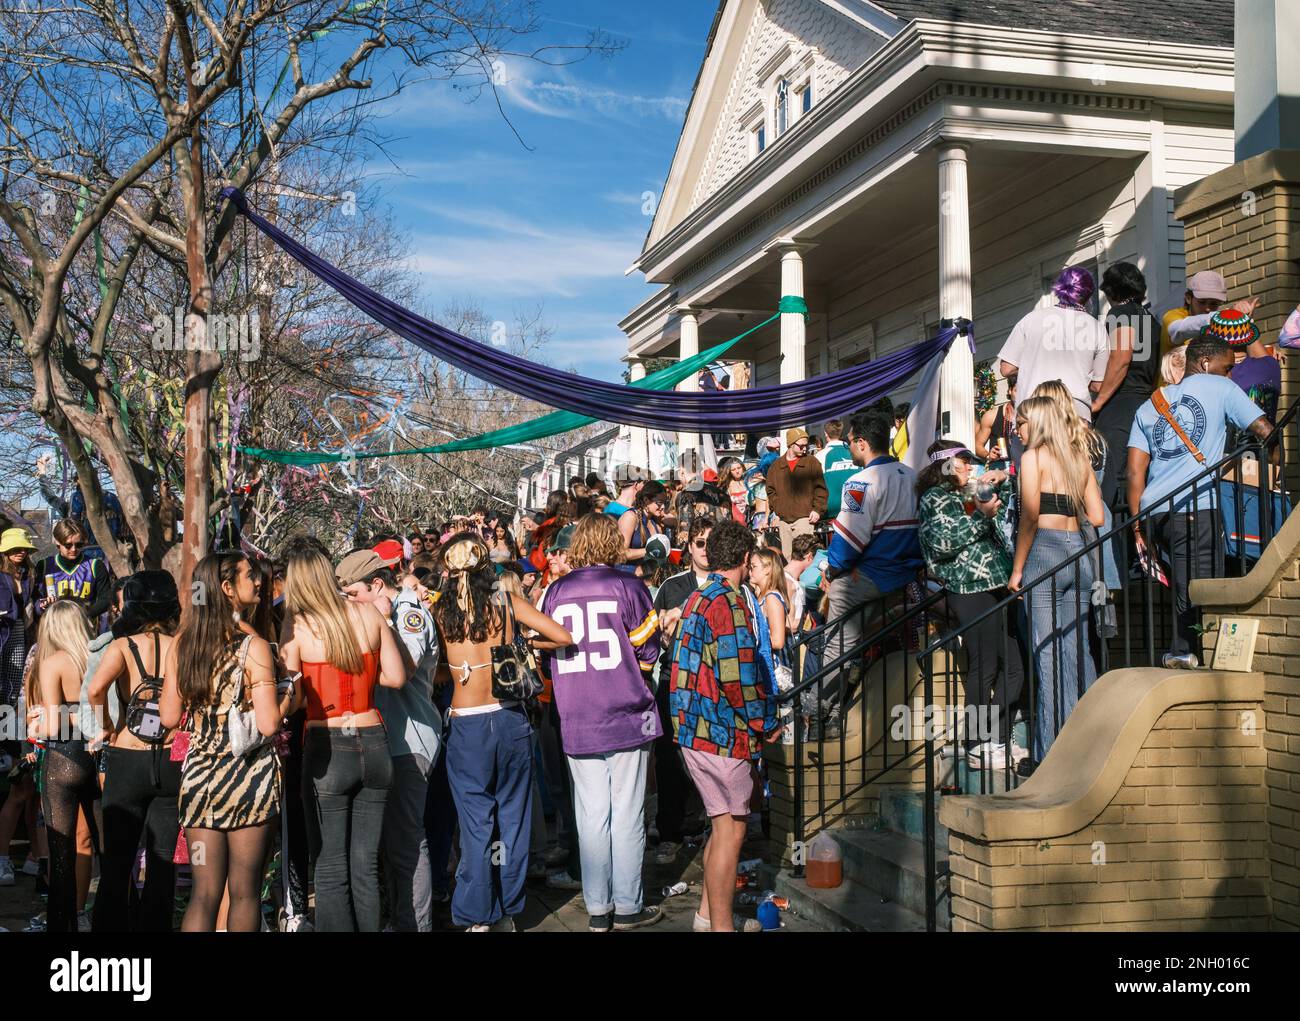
[{"left": 0, "top": 261, "right": 1291, "bottom": 935}]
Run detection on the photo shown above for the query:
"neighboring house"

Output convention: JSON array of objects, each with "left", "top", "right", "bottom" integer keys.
[
  {"left": 516, "top": 426, "right": 621, "bottom": 511},
  {"left": 620, "top": 0, "right": 1234, "bottom": 444}
]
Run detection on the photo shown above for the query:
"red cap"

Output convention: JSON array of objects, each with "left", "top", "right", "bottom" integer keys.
[
  {"left": 701, "top": 468, "right": 719, "bottom": 483},
  {"left": 372, "top": 539, "right": 404, "bottom": 568}
]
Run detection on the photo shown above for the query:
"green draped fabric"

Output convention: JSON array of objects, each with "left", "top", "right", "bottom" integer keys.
[{"left": 238, "top": 310, "right": 781, "bottom": 466}]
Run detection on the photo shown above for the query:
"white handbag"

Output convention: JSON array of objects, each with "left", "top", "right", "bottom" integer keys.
[{"left": 227, "top": 635, "right": 271, "bottom": 758}]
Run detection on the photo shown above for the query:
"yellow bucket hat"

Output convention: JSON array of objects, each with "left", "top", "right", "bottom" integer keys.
[{"left": 0, "top": 528, "right": 38, "bottom": 554}]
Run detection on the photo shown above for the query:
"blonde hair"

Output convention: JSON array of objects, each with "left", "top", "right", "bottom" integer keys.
[
  {"left": 567, "top": 513, "right": 626, "bottom": 569},
  {"left": 749, "top": 548, "right": 791, "bottom": 623},
  {"left": 1160, "top": 348, "right": 1186, "bottom": 387},
  {"left": 32, "top": 600, "right": 91, "bottom": 705},
  {"left": 285, "top": 549, "right": 363, "bottom": 675},
  {"left": 1017, "top": 396, "right": 1090, "bottom": 512},
  {"left": 1030, "top": 379, "right": 1105, "bottom": 467}
]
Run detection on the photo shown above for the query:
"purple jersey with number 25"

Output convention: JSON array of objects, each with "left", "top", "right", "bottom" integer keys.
[{"left": 541, "top": 565, "right": 662, "bottom": 756}]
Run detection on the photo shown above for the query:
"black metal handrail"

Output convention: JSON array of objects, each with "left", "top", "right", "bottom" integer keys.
[
  {"left": 911, "top": 392, "right": 1299, "bottom": 930},
  {"left": 768, "top": 388, "right": 1298, "bottom": 933}
]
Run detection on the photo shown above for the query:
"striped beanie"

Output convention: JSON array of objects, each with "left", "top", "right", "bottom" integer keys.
[{"left": 1202, "top": 307, "right": 1260, "bottom": 348}]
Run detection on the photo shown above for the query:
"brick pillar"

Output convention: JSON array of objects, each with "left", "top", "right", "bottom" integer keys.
[{"left": 1173, "top": 150, "right": 1300, "bottom": 425}]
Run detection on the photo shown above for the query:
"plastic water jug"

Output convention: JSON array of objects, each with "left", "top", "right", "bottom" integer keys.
[{"left": 805, "top": 832, "right": 842, "bottom": 889}]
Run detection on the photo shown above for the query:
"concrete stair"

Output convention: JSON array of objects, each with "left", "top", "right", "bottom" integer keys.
[{"left": 762, "top": 779, "right": 1007, "bottom": 931}]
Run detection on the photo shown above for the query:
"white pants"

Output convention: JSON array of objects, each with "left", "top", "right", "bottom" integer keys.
[{"left": 566, "top": 744, "right": 651, "bottom": 917}]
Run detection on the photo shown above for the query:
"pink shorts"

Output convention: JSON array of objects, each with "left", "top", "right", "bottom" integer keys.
[{"left": 681, "top": 747, "right": 760, "bottom": 819}]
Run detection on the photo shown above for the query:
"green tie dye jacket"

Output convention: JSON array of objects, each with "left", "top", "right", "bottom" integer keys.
[{"left": 918, "top": 481, "right": 1014, "bottom": 594}]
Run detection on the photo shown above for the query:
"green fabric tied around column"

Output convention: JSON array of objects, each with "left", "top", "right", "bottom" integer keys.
[{"left": 778, "top": 295, "right": 809, "bottom": 320}]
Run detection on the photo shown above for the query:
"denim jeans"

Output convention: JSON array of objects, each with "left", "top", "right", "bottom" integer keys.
[
  {"left": 445, "top": 705, "right": 533, "bottom": 927},
  {"left": 1023, "top": 529, "right": 1097, "bottom": 761},
  {"left": 304, "top": 724, "right": 393, "bottom": 932},
  {"left": 566, "top": 743, "right": 652, "bottom": 917}
]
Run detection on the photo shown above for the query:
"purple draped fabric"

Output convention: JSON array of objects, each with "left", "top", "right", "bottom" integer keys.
[{"left": 221, "top": 188, "right": 962, "bottom": 431}]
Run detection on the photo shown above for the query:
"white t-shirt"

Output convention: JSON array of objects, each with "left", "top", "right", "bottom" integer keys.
[{"left": 998, "top": 304, "right": 1111, "bottom": 421}]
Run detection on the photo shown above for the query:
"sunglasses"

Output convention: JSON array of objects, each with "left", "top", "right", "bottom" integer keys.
[
  {"left": 60, "top": 541, "right": 86, "bottom": 550},
  {"left": 691, "top": 539, "right": 708, "bottom": 549}
]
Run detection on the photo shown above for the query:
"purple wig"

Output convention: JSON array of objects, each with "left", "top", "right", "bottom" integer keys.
[{"left": 1052, "top": 266, "right": 1096, "bottom": 309}]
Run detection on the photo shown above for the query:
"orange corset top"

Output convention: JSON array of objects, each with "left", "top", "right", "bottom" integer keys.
[{"left": 299, "top": 649, "right": 381, "bottom": 723}]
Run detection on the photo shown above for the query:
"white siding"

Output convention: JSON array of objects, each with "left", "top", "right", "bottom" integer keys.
[
  {"left": 764, "top": 155, "right": 1146, "bottom": 408},
  {"left": 1163, "top": 108, "right": 1234, "bottom": 283},
  {"left": 690, "top": 0, "right": 878, "bottom": 213}
]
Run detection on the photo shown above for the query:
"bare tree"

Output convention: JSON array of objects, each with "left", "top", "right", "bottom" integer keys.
[{"left": 0, "top": 1, "right": 616, "bottom": 587}]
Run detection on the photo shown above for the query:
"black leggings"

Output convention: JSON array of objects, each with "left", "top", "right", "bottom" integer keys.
[
  {"left": 92, "top": 744, "right": 181, "bottom": 932},
  {"left": 946, "top": 590, "right": 1026, "bottom": 746},
  {"left": 40, "top": 740, "right": 99, "bottom": 932},
  {"left": 281, "top": 710, "right": 310, "bottom": 919}
]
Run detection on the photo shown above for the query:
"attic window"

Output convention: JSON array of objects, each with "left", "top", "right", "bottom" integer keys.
[
  {"left": 775, "top": 78, "right": 789, "bottom": 137},
  {"left": 799, "top": 81, "right": 813, "bottom": 115},
  {"left": 753, "top": 122, "right": 767, "bottom": 155}
]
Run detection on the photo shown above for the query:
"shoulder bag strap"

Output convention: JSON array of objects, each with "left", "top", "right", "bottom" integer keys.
[
  {"left": 125, "top": 635, "right": 148, "bottom": 676},
  {"left": 1151, "top": 389, "right": 1205, "bottom": 464},
  {"left": 231, "top": 634, "right": 254, "bottom": 709}
]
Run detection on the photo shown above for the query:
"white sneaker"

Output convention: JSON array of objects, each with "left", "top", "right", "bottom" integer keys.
[
  {"left": 967, "top": 742, "right": 1007, "bottom": 770},
  {"left": 0, "top": 860, "right": 14, "bottom": 886},
  {"left": 466, "top": 923, "right": 492, "bottom": 932},
  {"left": 546, "top": 870, "right": 583, "bottom": 891},
  {"left": 20, "top": 858, "right": 42, "bottom": 877}
]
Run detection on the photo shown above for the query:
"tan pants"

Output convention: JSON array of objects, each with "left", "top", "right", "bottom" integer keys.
[{"left": 775, "top": 516, "right": 815, "bottom": 561}]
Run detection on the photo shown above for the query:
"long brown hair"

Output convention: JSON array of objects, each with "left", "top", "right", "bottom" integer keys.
[
  {"left": 284, "top": 547, "right": 363, "bottom": 674},
  {"left": 175, "top": 552, "right": 247, "bottom": 707}
]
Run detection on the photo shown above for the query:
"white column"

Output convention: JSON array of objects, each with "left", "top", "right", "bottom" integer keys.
[
  {"left": 677, "top": 309, "right": 700, "bottom": 459},
  {"left": 938, "top": 143, "right": 975, "bottom": 448},
  {"left": 628, "top": 359, "right": 650, "bottom": 472},
  {"left": 778, "top": 245, "right": 806, "bottom": 386}
]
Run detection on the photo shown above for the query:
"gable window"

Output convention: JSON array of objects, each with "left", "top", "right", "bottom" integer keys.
[{"left": 775, "top": 78, "right": 789, "bottom": 137}]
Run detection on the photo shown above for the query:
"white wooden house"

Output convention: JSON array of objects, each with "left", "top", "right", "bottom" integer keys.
[{"left": 620, "top": 0, "right": 1235, "bottom": 448}]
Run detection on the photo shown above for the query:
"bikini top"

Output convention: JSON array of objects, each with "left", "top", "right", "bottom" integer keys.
[{"left": 299, "top": 649, "right": 381, "bottom": 723}]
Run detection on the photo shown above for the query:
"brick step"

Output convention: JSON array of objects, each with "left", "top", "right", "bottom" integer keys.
[{"left": 758, "top": 864, "right": 930, "bottom": 932}]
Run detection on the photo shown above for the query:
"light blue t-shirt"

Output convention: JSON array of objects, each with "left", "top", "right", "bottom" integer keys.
[{"left": 1128, "top": 373, "right": 1265, "bottom": 513}]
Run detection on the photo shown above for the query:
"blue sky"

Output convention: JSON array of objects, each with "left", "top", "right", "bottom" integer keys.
[{"left": 359, "top": 1, "right": 716, "bottom": 380}]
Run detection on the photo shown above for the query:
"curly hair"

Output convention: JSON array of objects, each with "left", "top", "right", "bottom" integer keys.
[
  {"left": 430, "top": 533, "right": 502, "bottom": 644},
  {"left": 567, "top": 513, "right": 626, "bottom": 569},
  {"left": 705, "top": 520, "right": 755, "bottom": 572}
]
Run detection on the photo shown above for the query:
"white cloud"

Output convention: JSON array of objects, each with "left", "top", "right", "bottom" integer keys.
[{"left": 407, "top": 228, "right": 644, "bottom": 299}]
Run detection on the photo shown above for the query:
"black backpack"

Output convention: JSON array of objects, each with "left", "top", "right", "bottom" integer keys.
[{"left": 124, "top": 634, "right": 167, "bottom": 744}]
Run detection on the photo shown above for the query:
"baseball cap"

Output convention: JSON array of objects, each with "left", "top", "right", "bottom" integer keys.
[
  {"left": 1187, "top": 271, "right": 1227, "bottom": 302},
  {"left": 701, "top": 468, "right": 719, "bottom": 483},
  {"left": 372, "top": 539, "right": 404, "bottom": 569},
  {"left": 337, "top": 549, "right": 387, "bottom": 586},
  {"left": 548, "top": 523, "right": 577, "bottom": 553},
  {"left": 786, "top": 427, "right": 809, "bottom": 448},
  {"left": 614, "top": 464, "right": 647, "bottom": 486},
  {"left": 762, "top": 436, "right": 780, "bottom": 450}
]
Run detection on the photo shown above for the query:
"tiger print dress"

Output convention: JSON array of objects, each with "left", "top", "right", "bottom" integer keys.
[{"left": 177, "top": 637, "right": 279, "bottom": 830}]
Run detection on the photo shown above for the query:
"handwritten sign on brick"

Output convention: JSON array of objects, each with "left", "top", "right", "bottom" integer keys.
[{"left": 1211, "top": 618, "right": 1259, "bottom": 672}]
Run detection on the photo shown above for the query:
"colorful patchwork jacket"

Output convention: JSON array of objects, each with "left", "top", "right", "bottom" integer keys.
[{"left": 669, "top": 574, "right": 777, "bottom": 760}]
